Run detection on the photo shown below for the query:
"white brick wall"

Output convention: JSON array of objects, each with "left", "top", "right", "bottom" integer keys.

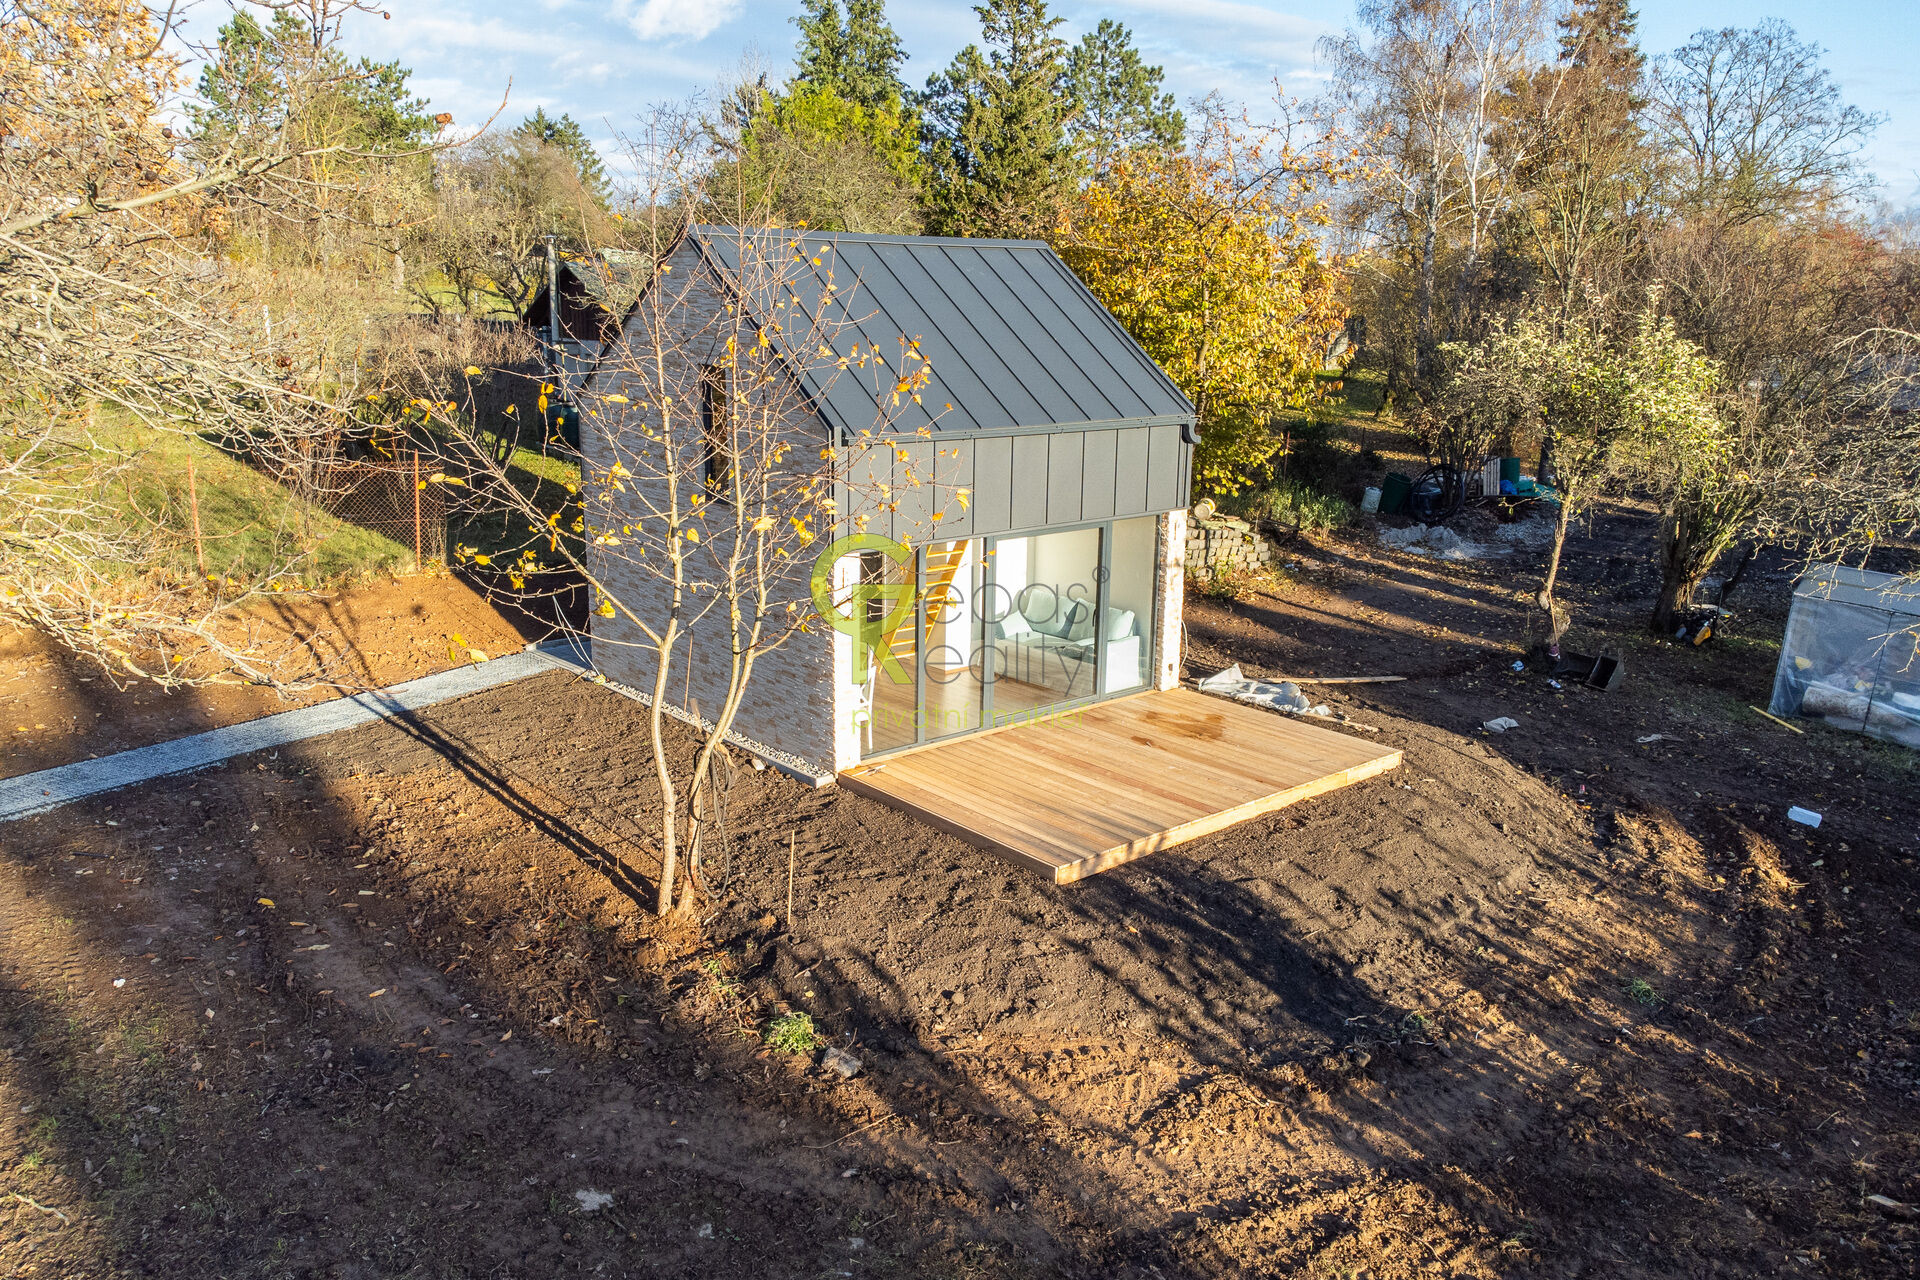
[{"left": 582, "top": 240, "right": 841, "bottom": 775}]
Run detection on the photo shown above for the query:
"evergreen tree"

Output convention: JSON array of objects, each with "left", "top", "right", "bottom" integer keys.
[
  {"left": 516, "top": 108, "right": 611, "bottom": 204},
  {"left": 1511, "top": 0, "right": 1648, "bottom": 313},
  {"left": 191, "top": 10, "right": 281, "bottom": 139},
  {"left": 1066, "top": 19, "right": 1183, "bottom": 175},
  {"left": 790, "top": 0, "right": 907, "bottom": 115},
  {"left": 918, "top": 0, "right": 1075, "bottom": 238},
  {"left": 189, "top": 7, "right": 431, "bottom": 151},
  {"left": 1555, "top": 0, "right": 1644, "bottom": 134}
]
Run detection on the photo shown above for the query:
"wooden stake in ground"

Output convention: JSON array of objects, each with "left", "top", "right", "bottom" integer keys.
[
  {"left": 1750, "top": 705, "right": 1806, "bottom": 734},
  {"left": 1281, "top": 675, "right": 1405, "bottom": 685},
  {"left": 786, "top": 831, "right": 796, "bottom": 930},
  {"left": 186, "top": 443, "right": 206, "bottom": 579}
]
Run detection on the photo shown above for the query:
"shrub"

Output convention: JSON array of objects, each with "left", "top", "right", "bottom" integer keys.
[
  {"left": 1238, "top": 479, "right": 1354, "bottom": 536},
  {"left": 1189, "top": 566, "right": 1254, "bottom": 602}
]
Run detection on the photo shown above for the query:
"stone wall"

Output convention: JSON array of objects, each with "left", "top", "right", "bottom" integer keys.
[{"left": 1186, "top": 515, "right": 1279, "bottom": 576}]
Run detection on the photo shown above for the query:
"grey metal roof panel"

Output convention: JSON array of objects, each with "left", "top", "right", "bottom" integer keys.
[
  {"left": 1794, "top": 563, "right": 1920, "bottom": 616},
  {"left": 687, "top": 226, "right": 1194, "bottom": 439}
]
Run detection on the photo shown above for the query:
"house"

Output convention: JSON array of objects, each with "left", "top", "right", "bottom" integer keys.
[
  {"left": 581, "top": 226, "right": 1401, "bottom": 882},
  {"left": 522, "top": 247, "right": 649, "bottom": 397}
]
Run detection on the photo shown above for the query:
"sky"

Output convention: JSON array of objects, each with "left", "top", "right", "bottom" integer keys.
[{"left": 174, "top": 0, "right": 1920, "bottom": 205}]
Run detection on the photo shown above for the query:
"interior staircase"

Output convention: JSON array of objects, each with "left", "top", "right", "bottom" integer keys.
[{"left": 881, "top": 541, "right": 967, "bottom": 672}]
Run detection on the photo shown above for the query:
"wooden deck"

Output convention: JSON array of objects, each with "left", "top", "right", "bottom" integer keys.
[{"left": 838, "top": 687, "right": 1403, "bottom": 883}]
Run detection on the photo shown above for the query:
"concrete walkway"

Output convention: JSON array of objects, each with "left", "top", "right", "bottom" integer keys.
[{"left": 0, "top": 640, "right": 590, "bottom": 823}]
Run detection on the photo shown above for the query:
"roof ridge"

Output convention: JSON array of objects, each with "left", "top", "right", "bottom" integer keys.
[{"left": 691, "top": 224, "right": 1052, "bottom": 251}]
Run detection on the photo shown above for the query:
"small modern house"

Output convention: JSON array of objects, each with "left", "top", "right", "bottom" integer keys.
[
  {"left": 523, "top": 247, "right": 649, "bottom": 396},
  {"left": 583, "top": 227, "right": 1400, "bottom": 882}
]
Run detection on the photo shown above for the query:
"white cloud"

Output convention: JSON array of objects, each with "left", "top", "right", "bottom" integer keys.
[{"left": 620, "top": 0, "right": 740, "bottom": 42}]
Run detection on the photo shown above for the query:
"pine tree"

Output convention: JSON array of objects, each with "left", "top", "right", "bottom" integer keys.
[
  {"left": 516, "top": 108, "right": 611, "bottom": 204},
  {"left": 1555, "top": 0, "right": 1644, "bottom": 134},
  {"left": 790, "top": 0, "right": 907, "bottom": 115},
  {"left": 190, "top": 8, "right": 431, "bottom": 151},
  {"left": 919, "top": 0, "right": 1075, "bottom": 238},
  {"left": 1513, "top": 0, "right": 1648, "bottom": 314},
  {"left": 1066, "top": 19, "right": 1183, "bottom": 176}
]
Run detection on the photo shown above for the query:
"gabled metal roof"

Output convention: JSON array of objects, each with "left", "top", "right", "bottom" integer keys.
[{"left": 688, "top": 226, "right": 1196, "bottom": 440}]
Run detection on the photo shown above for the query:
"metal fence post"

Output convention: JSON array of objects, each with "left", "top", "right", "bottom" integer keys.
[{"left": 412, "top": 450, "right": 423, "bottom": 569}]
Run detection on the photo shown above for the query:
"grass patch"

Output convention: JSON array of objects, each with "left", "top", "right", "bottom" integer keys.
[
  {"left": 448, "top": 442, "right": 582, "bottom": 567},
  {"left": 764, "top": 1012, "right": 822, "bottom": 1055},
  {"left": 1622, "top": 978, "right": 1662, "bottom": 1007},
  {"left": 61, "top": 412, "right": 413, "bottom": 584}
]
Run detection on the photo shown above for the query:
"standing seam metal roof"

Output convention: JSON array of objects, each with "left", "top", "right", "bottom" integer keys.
[{"left": 687, "top": 226, "right": 1195, "bottom": 440}]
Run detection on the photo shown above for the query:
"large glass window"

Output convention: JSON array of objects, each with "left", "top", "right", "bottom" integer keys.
[
  {"left": 1104, "top": 516, "right": 1157, "bottom": 695},
  {"left": 853, "top": 517, "right": 1161, "bottom": 759},
  {"left": 987, "top": 526, "right": 1102, "bottom": 724}
]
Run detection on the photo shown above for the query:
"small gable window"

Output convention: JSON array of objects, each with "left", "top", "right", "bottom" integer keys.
[{"left": 698, "top": 363, "right": 733, "bottom": 500}]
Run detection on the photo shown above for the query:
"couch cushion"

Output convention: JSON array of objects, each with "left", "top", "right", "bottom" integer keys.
[
  {"left": 1105, "top": 608, "right": 1137, "bottom": 642},
  {"left": 1066, "top": 599, "right": 1095, "bottom": 641},
  {"left": 996, "top": 610, "right": 1032, "bottom": 640}
]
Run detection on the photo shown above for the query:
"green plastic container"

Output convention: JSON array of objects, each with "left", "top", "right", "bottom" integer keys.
[
  {"left": 1500, "top": 456, "right": 1522, "bottom": 486},
  {"left": 1379, "top": 471, "right": 1413, "bottom": 515}
]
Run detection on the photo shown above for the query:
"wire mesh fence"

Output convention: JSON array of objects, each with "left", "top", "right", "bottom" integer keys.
[{"left": 316, "top": 453, "right": 447, "bottom": 567}]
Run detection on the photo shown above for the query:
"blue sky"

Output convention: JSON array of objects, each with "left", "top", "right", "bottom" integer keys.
[{"left": 178, "top": 0, "right": 1920, "bottom": 204}]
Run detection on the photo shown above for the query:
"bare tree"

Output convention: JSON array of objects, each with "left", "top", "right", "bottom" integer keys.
[
  {"left": 1322, "top": 0, "right": 1557, "bottom": 392},
  {"left": 411, "top": 133, "right": 623, "bottom": 319},
  {"left": 0, "top": 0, "right": 462, "bottom": 689},
  {"left": 408, "top": 110, "right": 952, "bottom": 915},
  {"left": 1647, "top": 19, "right": 1883, "bottom": 225}
]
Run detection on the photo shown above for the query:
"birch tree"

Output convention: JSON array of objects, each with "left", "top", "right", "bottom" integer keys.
[{"left": 1323, "top": 0, "right": 1557, "bottom": 392}]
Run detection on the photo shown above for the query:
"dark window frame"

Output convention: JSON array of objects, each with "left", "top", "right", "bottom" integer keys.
[{"left": 697, "top": 363, "right": 734, "bottom": 501}]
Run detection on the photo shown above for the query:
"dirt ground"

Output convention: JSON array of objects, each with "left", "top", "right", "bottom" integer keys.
[
  {"left": 0, "top": 573, "right": 536, "bottom": 781},
  {"left": 2, "top": 510, "right": 1916, "bottom": 1279}
]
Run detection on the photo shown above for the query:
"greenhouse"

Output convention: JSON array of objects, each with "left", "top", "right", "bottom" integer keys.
[{"left": 1769, "top": 564, "right": 1920, "bottom": 750}]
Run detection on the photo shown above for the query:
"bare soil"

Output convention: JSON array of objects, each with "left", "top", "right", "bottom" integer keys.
[
  {"left": 2, "top": 509, "right": 1916, "bottom": 1279},
  {"left": 0, "top": 573, "right": 538, "bottom": 781}
]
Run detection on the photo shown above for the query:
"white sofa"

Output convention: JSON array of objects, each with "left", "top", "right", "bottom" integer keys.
[{"left": 994, "top": 600, "right": 1143, "bottom": 697}]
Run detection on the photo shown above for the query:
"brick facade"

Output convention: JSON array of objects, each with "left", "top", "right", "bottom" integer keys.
[
  {"left": 582, "top": 241, "right": 841, "bottom": 776},
  {"left": 583, "top": 236, "right": 1192, "bottom": 778}
]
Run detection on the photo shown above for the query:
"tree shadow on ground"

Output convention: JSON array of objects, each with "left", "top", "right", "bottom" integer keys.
[{"left": 2, "top": 660, "right": 1914, "bottom": 1277}]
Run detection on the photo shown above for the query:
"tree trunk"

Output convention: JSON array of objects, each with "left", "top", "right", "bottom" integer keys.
[
  {"left": 1538, "top": 496, "right": 1574, "bottom": 645},
  {"left": 1648, "top": 576, "right": 1697, "bottom": 636},
  {"left": 648, "top": 623, "right": 681, "bottom": 916},
  {"left": 1415, "top": 173, "right": 1439, "bottom": 387},
  {"left": 1650, "top": 498, "right": 1741, "bottom": 635},
  {"left": 1718, "top": 541, "right": 1758, "bottom": 607}
]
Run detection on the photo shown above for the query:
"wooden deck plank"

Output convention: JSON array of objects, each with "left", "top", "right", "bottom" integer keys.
[{"left": 840, "top": 687, "right": 1403, "bottom": 882}]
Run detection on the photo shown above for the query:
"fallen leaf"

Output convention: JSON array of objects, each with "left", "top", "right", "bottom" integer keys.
[{"left": 368, "top": 989, "right": 388, "bottom": 998}]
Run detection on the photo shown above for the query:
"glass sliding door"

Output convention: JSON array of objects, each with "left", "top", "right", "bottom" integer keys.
[
  {"left": 861, "top": 547, "right": 919, "bottom": 754},
  {"left": 854, "top": 516, "right": 1161, "bottom": 759},
  {"left": 860, "top": 539, "right": 985, "bottom": 757},
  {"left": 985, "top": 526, "right": 1103, "bottom": 725},
  {"left": 1102, "top": 516, "right": 1157, "bottom": 695},
  {"left": 920, "top": 539, "right": 984, "bottom": 744}
]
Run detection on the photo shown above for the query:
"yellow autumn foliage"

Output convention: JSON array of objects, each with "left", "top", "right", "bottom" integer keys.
[{"left": 1060, "top": 117, "right": 1352, "bottom": 493}]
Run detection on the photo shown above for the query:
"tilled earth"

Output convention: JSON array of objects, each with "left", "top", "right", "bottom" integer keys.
[{"left": 2, "top": 508, "right": 1916, "bottom": 1278}]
